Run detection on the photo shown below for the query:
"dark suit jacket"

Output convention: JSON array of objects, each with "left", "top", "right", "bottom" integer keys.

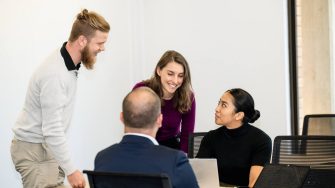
[{"left": 94, "top": 135, "right": 199, "bottom": 188}]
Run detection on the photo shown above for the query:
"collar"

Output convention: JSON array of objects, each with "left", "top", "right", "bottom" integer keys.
[
  {"left": 221, "top": 123, "right": 249, "bottom": 137},
  {"left": 124, "top": 133, "right": 159, "bottom": 145},
  {"left": 60, "top": 42, "right": 81, "bottom": 71}
]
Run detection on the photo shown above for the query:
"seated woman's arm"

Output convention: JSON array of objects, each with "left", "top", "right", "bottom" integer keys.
[
  {"left": 249, "top": 132, "right": 272, "bottom": 187},
  {"left": 248, "top": 165, "right": 263, "bottom": 187}
]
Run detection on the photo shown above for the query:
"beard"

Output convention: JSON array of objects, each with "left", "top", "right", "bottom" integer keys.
[{"left": 81, "top": 45, "right": 96, "bottom": 70}]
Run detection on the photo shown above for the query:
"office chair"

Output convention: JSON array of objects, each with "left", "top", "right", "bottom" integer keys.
[
  {"left": 302, "top": 114, "right": 335, "bottom": 135},
  {"left": 188, "top": 132, "right": 207, "bottom": 158},
  {"left": 83, "top": 170, "right": 172, "bottom": 188},
  {"left": 271, "top": 135, "right": 335, "bottom": 170}
]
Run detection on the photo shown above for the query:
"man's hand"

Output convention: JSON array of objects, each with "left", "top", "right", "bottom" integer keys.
[{"left": 67, "top": 170, "right": 86, "bottom": 188}]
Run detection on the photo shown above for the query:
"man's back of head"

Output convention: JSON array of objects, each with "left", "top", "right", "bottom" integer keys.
[
  {"left": 94, "top": 87, "right": 199, "bottom": 188},
  {"left": 122, "top": 87, "right": 161, "bottom": 130}
]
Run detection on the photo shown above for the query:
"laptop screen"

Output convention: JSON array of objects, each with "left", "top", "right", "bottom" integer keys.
[{"left": 189, "top": 158, "right": 220, "bottom": 188}]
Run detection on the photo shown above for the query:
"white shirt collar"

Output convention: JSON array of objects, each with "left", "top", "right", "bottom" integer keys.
[{"left": 124, "top": 133, "right": 159, "bottom": 145}]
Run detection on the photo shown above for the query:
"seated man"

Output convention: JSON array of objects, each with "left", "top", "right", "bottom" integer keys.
[{"left": 94, "top": 87, "right": 199, "bottom": 188}]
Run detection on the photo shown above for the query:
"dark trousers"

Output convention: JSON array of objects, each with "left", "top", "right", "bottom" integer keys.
[{"left": 158, "top": 136, "right": 180, "bottom": 150}]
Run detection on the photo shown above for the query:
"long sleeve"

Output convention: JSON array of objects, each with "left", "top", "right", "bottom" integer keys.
[
  {"left": 40, "top": 74, "right": 76, "bottom": 175},
  {"left": 180, "top": 98, "right": 196, "bottom": 153}
]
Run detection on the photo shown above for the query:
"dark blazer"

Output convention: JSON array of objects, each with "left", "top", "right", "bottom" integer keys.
[{"left": 94, "top": 135, "right": 199, "bottom": 188}]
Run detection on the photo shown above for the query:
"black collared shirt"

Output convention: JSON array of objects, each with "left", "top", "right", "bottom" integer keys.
[{"left": 60, "top": 42, "right": 81, "bottom": 71}]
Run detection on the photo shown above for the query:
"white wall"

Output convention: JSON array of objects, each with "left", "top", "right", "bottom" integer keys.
[
  {"left": 0, "top": 0, "right": 289, "bottom": 187},
  {"left": 138, "top": 0, "right": 290, "bottom": 136}
]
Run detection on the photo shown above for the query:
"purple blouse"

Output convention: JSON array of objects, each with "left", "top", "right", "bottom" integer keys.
[{"left": 133, "top": 82, "right": 196, "bottom": 153}]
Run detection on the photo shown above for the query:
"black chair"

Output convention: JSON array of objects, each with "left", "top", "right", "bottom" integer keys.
[
  {"left": 188, "top": 132, "right": 207, "bottom": 158},
  {"left": 254, "top": 163, "right": 310, "bottom": 188},
  {"left": 83, "top": 170, "right": 172, "bottom": 188},
  {"left": 271, "top": 135, "right": 335, "bottom": 170},
  {"left": 302, "top": 114, "right": 335, "bottom": 135}
]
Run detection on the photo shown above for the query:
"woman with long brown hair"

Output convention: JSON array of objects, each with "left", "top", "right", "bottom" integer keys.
[{"left": 133, "top": 50, "right": 195, "bottom": 153}]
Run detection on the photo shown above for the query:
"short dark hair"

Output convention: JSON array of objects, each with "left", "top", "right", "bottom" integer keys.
[
  {"left": 69, "top": 9, "right": 110, "bottom": 42},
  {"left": 122, "top": 87, "right": 161, "bottom": 128},
  {"left": 226, "top": 88, "right": 260, "bottom": 123}
]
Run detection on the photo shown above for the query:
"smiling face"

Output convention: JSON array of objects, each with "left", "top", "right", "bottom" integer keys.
[
  {"left": 81, "top": 30, "right": 109, "bottom": 69},
  {"left": 215, "top": 92, "right": 244, "bottom": 129},
  {"left": 156, "top": 61, "right": 184, "bottom": 99}
]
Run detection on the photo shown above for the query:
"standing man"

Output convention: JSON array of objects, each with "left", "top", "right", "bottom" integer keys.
[
  {"left": 10, "top": 9, "right": 110, "bottom": 188},
  {"left": 94, "top": 87, "right": 199, "bottom": 188}
]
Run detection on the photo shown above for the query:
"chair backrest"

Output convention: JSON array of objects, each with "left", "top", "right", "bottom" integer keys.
[
  {"left": 271, "top": 135, "right": 335, "bottom": 170},
  {"left": 83, "top": 170, "right": 172, "bottom": 188},
  {"left": 302, "top": 114, "right": 335, "bottom": 135},
  {"left": 188, "top": 132, "right": 207, "bottom": 158}
]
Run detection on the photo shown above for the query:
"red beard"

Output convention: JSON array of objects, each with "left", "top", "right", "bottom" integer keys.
[{"left": 81, "top": 45, "right": 96, "bottom": 70}]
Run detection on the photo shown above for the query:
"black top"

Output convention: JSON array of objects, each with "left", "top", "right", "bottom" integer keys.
[{"left": 196, "top": 124, "right": 272, "bottom": 186}]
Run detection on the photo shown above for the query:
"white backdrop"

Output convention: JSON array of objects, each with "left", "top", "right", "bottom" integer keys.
[{"left": 0, "top": 0, "right": 290, "bottom": 187}]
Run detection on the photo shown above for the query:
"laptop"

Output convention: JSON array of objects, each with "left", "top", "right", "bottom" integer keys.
[
  {"left": 188, "top": 158, "right": 220, "bottom": 188},
  {"left": 254, "top": 164, "right": 310, "bottom": 188},
  {"left": 302, "top": 168, "right": 335, "bottom": 188}
]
